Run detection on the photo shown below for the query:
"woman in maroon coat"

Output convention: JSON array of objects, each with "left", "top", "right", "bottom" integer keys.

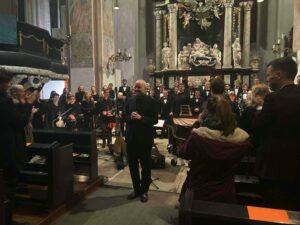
[{"left": 179, "top": 95, "right": 250, "bottom": 203}]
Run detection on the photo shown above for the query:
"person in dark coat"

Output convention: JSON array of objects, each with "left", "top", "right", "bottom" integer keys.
[
  {"left": 0, "top": 70, "right": 35, "bottom": 225},
  {"left": 46, "top": 93, "right": 61, "bottom": 127},
  {"left": 210, "top": 77, "right": 241, "bottom": 124},
  {"left": 58, "top": 87, "right": 68, "bottom": 108},
  {"left": 253, "top": 57, "right": 300, "bottom": 210},
  {"left": 75, "top": 84, "right": 85, "bottom": 104},
  {"left": 31, "top": 92, "right": 47, "bottom": 129},
  {"left": 240, "top": 84, "right": 270, "bottom": 156},
  {"left": 99, "top": 89, "right": 115, "bottom": 149},
  {"left": 118, "top": 79, "right": 131, "bottom": 99},
  {"left": 171, "top": 83, "right": 189, "bottom": 116},
  {"left": 59, "top": 94, "right": 82, "bottom": 129},
  {"left": 189, "top": 89, "right": 203, "bottom": 116},
  {"left": 90, "top": 85, "right": 100, "bottom": 103},
  {"left": 200, "top": 81, "right": 211, "bottom": 103},
  {"left": 158, "top": 89, "right": 172, "bottom": 138},
  {"left": 232, "top": 79, "right": 243, "bottom": 100},
  {"left": 179, "top": 95, "right": 250, "bottom": 203},
  {"left": 81, "top": 92, "right": 95, "bottom": 129},
  {"left": 125, "top": 80, "right": 158, "bottom": 203}
]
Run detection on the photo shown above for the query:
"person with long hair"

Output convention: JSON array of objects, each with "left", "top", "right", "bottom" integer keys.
[{"left": 179, "top": 95, "right": 250, "bottom": 203}]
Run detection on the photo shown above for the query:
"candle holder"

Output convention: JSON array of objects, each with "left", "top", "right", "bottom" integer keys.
[{"left": 107, "top": 49, "right": 132, "bottom": 74}]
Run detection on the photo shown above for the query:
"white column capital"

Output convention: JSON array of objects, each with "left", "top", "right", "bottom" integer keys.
[
  {"left": 168, "top": 3, "right": 178, "bottom": 14},
  {"left": 154, "top": 10, "right": 163, "bottom": 20},
  {"left": 241, "top": 1, "right": 253, "bottom": 11},
  {"left": 224, "top": 0, "right": 234, "bottom": 8}
]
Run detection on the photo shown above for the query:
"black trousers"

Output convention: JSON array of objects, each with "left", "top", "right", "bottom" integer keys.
[{"left": 127, "top": 143, "right": 152, "bottom": 195}]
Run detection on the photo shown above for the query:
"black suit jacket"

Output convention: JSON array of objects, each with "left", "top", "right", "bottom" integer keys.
[
  {"left": 0, "top": 92, "right": 32, "bottom": 172},
  {"left": 124, "top": 95, "right": 158, "bottom": 147},
  {"left": 232, "top": 87, "right": 243, "bottom": 99},
  {"left": 118, "top": 86, "right": 131, "bottom": 98},
  {"left": 189, "top": 97, "right": 203, "bottom": 116},
  {"left": 159, "top": 96, "right": 172, "bottom": 119},
  {"left": 254, "top": 84, "right": 300, "bottom": 183}
]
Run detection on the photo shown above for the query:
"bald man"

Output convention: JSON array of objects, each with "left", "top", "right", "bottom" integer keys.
[{"left": 124, "top": 80, "right": 158, "bottom": 202}]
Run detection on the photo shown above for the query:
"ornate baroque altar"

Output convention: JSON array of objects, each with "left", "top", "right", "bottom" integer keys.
[{"left": 151, "top": 0, "right": 258, "bottom": 88}]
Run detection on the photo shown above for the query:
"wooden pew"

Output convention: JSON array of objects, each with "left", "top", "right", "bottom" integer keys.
[
  {"left": 32, "top": 129, "right": 98, "bottom": 182},
  {"left": 17, "top": 142, "right": 73, "bottom": 208},
  {"left": 234, "top": 156, "right": 263, "bottom": 206},
  {"left": 179, "top": 190, "right": 300, "bottom": 225},
  {"left": 235, "top": 156, "right": 256, "bottom": 176}
]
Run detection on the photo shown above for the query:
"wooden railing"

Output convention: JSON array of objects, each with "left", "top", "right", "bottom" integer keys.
[{"left": 179, "top": 189, "right": 300, "bottom": 225}]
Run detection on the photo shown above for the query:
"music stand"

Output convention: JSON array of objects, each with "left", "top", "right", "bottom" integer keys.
[{"left": 150, "top": 177, "right": 159, "bottom": 190}]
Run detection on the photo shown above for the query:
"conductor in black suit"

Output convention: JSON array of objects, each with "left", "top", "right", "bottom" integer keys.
[
  {"left": 124, "top": 80, "right": 158, "bottom": 202},
  {"left": 254, "top": 57, "right": 300, "bottom": 210}
]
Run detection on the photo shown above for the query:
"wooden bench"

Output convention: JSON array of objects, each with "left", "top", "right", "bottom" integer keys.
[
  {"left": 17, "top": 142, "right": 73, "bottom": 208},
  {"left": 179, "top": 190, "right": 300, "bottom": 225},
  {"left": 235, "top": 156, "right": 256, "bottom": 176},
  {"left": 33, "top": 129, "right": 98, "bottom": 182}
]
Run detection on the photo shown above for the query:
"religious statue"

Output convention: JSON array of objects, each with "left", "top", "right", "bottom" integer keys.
[
  {"left": 161, "top": 42, "right": 170, "bottom": 70},
  {"left": 181, "top": 11, "right": 192, "bottom": 29},
  {"left": 178, "top": 46, "right": 190, "bottom": 70},
  {"left": 210, "top": 44, "right": 222, "bottom": 68},
  {"left": 178, "top": 0, "right": 223, "bottom": 30},
  {"left": 145, "top": 58, "right": 156, "bottom": 75},
  {"left": 189, "top": 38, "right": 215, "bottom": 67},
  {"left": 232, "top": 38, "right": 242, "bottom": 68},
  {"left": 190, "top": 38, "right": 209, "bottom": 58},
  {"left": 187, "top": 43, "right": 192, "bottom": 54},
  {"left": 250, "top": 55, "right": 260, "bottom": 71}
]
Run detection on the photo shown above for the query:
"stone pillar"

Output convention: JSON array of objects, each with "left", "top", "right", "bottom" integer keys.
[
  {"left": 162, "top": 10, "right": 167, "bottom": 43},
  {"left": 223, "top": 0, "right": 234, "bottom": 68},
  {"left": 32, "top": 0, "right": 38, "bottom": 26},
  {"left": 154, "top": 10, "right": 163, "bottom": 71},
  {"left": 168, "top": 3, "right": 178, "bottom": 70},
  {"left": 241, "top": 1, "right": 253, "bottom": 68}
]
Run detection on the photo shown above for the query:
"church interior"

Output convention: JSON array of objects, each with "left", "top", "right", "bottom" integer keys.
[{"left": 1, "top": 0, "right": 300, "bottom": 225}]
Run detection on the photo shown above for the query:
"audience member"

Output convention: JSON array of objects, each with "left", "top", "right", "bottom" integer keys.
[
  {"left": 254, "top": 57, "right": 300, "bottom": 210},
  {"left": 179, "top": 95, "right": 250, "bottom": 203}
]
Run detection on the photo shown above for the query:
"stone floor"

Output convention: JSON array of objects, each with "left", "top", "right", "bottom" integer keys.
[
  {"left": 97, "top": 137, "right": 188, "bottom": 194},
  {"left": 53, "top": 186, "right": 180, "bottom": 225}
]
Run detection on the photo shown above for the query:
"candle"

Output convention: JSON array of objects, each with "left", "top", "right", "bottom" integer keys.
[
  {"left": 277, "top": 39, "right": 280, "bottom": 44},
  {"left": 118, "top": 49, "right": 121, "bottom": 53}
]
